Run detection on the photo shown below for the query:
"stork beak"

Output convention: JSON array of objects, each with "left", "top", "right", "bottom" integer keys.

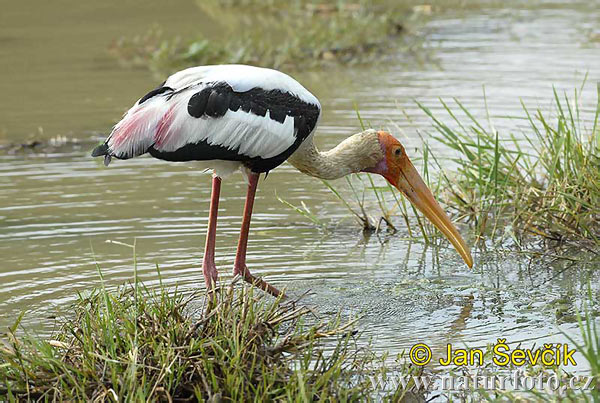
[{"left": 387, "top": 157, "right": 473, "bottom": 268}]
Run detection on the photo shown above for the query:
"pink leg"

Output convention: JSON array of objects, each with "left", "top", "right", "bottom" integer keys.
[
  {"left": 202, "top": 175, "right": 221, "bottom": 289},
  {"left": 233, "top": 172, "right": 283, "bottom": 297}
]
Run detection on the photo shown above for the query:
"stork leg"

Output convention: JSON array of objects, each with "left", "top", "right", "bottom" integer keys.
[
  {"left": 202, "top": 175, "right": 221, "bottom": 289},
  {"left": 233, "top": 172, "right": 283, "bottom": 297}
]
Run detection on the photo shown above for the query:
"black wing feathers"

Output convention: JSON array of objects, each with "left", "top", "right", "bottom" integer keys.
[
  {"left": 92, "top": 80, "right": 320, "bottom": 173},
  {"left": 179, "top": 82, "right": 320, "bottom": 172},
  {"left": 138, "top": 82, "right": 172, "bottom": 105}
]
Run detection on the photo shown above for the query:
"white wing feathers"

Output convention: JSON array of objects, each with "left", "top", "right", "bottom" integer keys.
[
  {"left": 165, "top": 65, "right": 320, "bottom": 105},
  {"left": 105, "top": 65, "right": 320, "bottom": 161},
  {"left": 187, "top": 109, "right": 296, "bottom": 158}
]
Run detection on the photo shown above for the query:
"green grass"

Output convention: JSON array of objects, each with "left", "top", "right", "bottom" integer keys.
[
  {"left": 563, "top": 287, "right": 600, "bottom": 391},
  {"left": 0, "top": 275, "right": 417, "bottom": 401},
  {"left": 419, "top": 85, "right": 600, "bottom": 248},
  {"left": 109, "top": 0, "right": 424, "bottom": 73}
]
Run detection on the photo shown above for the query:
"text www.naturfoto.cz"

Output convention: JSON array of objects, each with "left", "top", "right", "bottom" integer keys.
[{"left": 369, "top": 370, "right": 595, "bottom": 393}]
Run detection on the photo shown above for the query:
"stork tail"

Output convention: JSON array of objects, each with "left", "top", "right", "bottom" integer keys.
[{"left": 91, "top": 143, "right": 112, "bottom": 166}]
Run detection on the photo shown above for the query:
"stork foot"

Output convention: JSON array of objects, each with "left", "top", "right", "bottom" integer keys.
[{"left": 233, "top": 265, "right": 284, "bottom": 298}]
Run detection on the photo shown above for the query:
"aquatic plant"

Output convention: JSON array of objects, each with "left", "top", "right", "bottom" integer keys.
[
  {"left": 0, "top": 274, "right": 415, "bottom": 400},
  {"left": 419, "top": 85, "right": 600, "bottom": 248},
  {"left": 109, "top": 0, "right": 423, "bottom": 73}
]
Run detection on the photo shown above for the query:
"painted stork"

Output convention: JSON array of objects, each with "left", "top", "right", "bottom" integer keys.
[{"left": 92, "top": 64, "right": 473, "bottom": 297}]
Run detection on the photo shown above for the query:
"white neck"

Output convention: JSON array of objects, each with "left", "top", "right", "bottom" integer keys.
[{"left": 287, "top": 129, "right": 383, "bottom": 180}]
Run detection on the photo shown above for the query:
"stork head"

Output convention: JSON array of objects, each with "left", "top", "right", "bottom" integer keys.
[{"left": 363, "top": 130, "right": 473, "bottom": 268}]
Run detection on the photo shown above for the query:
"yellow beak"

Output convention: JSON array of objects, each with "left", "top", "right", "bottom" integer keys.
[{"left": 392, "top": 159, "right": 473, "bottom": 268}]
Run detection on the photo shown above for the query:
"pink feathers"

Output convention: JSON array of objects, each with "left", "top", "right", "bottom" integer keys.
[
  {"left": 107, "top": 101, "right": 168, "bottom": 158},
  {"left": 153, "top": 105, "right": 177, "bottom": 148}
]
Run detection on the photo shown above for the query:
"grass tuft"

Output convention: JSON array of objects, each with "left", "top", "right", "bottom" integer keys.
[
  {"left": 420, "top": 85, "right": 600, "bottom": 248},
  {"left": 0, "top": 276, "right": 414, "bottom": 401}
]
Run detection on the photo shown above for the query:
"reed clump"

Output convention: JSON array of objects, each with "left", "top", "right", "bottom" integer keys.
[
  {"left": 420, "top": 86, "right": 600, "bottom": 247},
  {"left": 0, "top": 278, "right": 413, "bottom": 401}
]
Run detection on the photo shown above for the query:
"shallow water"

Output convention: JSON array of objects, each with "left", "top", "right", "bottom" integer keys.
[{"left": 1, "top": 0, "right": 599, "bottom": 374}]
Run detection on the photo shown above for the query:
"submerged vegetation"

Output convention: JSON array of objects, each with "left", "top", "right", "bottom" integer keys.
[
  {"left": 110, "top": 0, "right": 425, "bottom": 73},
  {"left": 0, "top": 276, "right": 416, "bottom": 401}
]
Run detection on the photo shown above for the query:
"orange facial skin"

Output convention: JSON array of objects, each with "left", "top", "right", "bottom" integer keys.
[{"left": 368, "top": 131, "right": 473, "bottom": 268}]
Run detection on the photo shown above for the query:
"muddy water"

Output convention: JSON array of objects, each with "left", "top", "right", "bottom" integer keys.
[{"left": 1, "top": 0, "right": 599, "bottom": 371}]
